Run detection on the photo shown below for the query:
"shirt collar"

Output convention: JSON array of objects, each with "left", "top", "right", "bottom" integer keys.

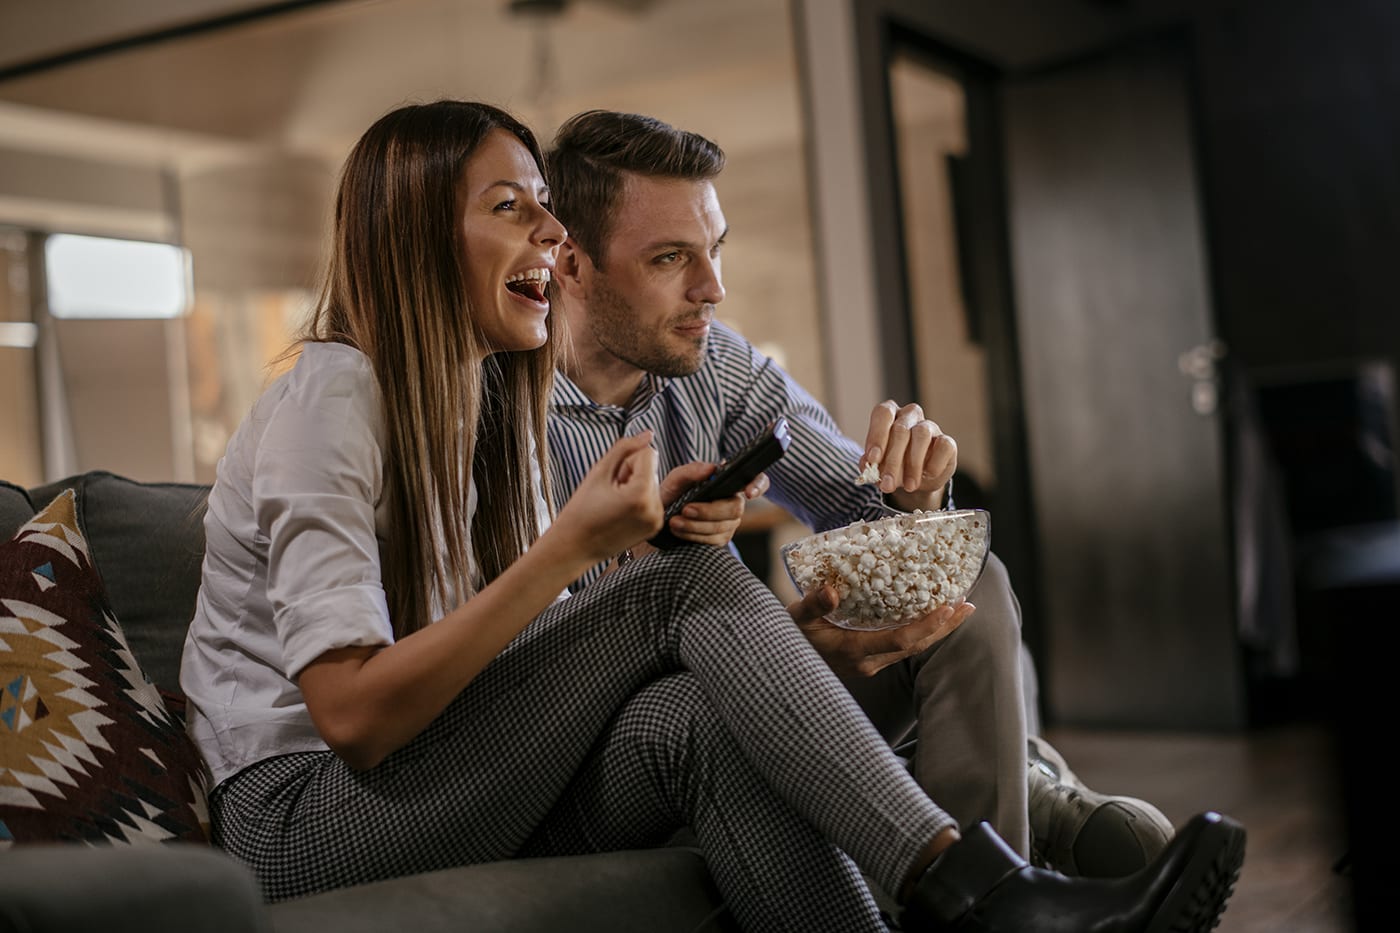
[{"left": 551, "top": 368, "right": 672, "bottom": 416}]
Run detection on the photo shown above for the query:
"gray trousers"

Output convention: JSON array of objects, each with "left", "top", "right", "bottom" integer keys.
[
  {"left": 840, "top": 552, "right": 1030, "bottom": 856},
  {"left": 211, "top": 546, "right": 952, "bottom": 933}
]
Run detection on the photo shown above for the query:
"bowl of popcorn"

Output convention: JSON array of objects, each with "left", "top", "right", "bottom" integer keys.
[{"left": 780, "top": 509, "right": 990, "bottom": 631}]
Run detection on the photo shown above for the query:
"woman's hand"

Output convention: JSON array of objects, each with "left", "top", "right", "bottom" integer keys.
[
  {"left": 654, "top": 461, "right": 769, "bottom": 547},
  {"left": 551, "top": 431, "right": 665, "bottom": 563},
  {"left": 300, "top": 432, "right": 665, "bottom": 771},
  {"left": 860, "top": 400, "right": 958, "bottom": 511}
]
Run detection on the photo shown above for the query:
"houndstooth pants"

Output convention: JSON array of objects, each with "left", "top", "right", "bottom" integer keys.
[{"left": 211, "top": 545, "right": 955, "bottom": 932}]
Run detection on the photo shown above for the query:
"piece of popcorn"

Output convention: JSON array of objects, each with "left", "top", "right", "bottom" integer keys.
[{"left": 855, "top": 461, "right": 881, "bottom": 485}]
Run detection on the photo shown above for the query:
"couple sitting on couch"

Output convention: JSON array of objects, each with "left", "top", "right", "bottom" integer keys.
[
  {"left": 179, "top": 101, "right": 1241, "bottom": 932},
  {"left": 6, "top": 100, "right": 1243, "bottom": 932}
]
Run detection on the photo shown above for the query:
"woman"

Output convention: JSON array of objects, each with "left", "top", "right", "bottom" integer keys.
[{"left": 180, "top": 100, "right": 1242, "bottom": 933}]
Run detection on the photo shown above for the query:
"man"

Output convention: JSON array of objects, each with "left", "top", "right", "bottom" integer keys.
[{"left": 543, "top": 109, "right": 1172, "bottom": 878}]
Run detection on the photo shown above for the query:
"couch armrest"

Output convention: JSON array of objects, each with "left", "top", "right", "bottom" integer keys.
[{"left": 0, "top": 843, "right": 271, "bottom": 933}]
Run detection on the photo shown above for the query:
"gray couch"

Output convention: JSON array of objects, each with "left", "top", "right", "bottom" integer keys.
[{"left": 1, "top": 471, "right": 735, "bottom": 933}]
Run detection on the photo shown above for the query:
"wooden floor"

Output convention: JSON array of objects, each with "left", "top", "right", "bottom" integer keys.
[{"left": 1042, "top": 720, "right": 1356, "bottom": 933}]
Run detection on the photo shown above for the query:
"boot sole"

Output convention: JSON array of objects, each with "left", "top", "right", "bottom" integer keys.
[{"left": 1145, "top": 813, "right": 1246, "bottom": 933}]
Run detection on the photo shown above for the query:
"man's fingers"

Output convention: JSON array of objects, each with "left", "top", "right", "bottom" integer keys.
[
  {"left": 926, "top": 433, "right": 958, "bottom": 489},
  {"left": 666, "top": 494, "right": 740, "bottom": 543},
  {"left": 660, "top": 460, "right": 717, "bottom": 506},
  {"left": 862, "top": 400, "right": 899, "bottom": 470},
  {"left": 904, "top": 421, "right": 937, "bottom": 492},
  {"left": 881, "top": 406, "right": 920, "bottom": 491},
  {"left": 743, "top": 472, "right": 770, "bottom": 499},
  {"left": 875, "top": 601, "right": 976, "bottom": 658},
  {"left": 680, "top": 494, "right": 744, "bottom": 522},
  {"left": 866, "top": 402, "right": 930, "bottom": 493},
  {"left": 787, "top": 585, "right": 838, "bottom": 624}
]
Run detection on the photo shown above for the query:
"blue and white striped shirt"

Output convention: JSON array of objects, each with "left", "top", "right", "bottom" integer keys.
[{"left": 547, "top": 321, "right": 914, "bottom": 591}]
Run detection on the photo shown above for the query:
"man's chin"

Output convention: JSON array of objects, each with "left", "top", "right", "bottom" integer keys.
[
  {"left": 647, "top": 345, "right": 705, "bottom": 379},
  {"left": 606, "top": 330, "right": 707, "bottom": 379},
  {"left": 669, "top": 335, "right": 708, "bottom": 376}
]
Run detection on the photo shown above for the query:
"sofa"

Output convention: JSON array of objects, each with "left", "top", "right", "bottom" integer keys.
[{"left": 1, "top": 471, "right": 737, "bottom": 933}]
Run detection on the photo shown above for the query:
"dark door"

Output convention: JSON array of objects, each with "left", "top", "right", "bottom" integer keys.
[{"left": 1003, "top": 36, "right": 1245, "bottom": 728}]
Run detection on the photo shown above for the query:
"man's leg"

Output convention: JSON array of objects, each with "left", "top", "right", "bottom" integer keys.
[
  {"left": 1021, "top": 641, "right": 1042, "bottom": 736},
  {"left": 1027, "top": 735, "right": 1176, "bottom": 877},
  {"left": 843, "top": 552, "right": 1030, "bottom": 856},
  {"left": 843, "top": 552, "right": 1176, "bottom": 876}
]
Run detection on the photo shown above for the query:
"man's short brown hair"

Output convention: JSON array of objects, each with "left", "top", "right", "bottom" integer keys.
[{"left": 547, "top": 110, "right": 725, "bottom": 268}]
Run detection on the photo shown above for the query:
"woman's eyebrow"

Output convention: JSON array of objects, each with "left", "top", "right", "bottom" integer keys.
[{"left": 480, "top": 180, "right": 550, "bottom": 198}]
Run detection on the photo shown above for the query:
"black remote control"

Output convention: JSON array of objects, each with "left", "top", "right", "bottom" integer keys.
[{"left": 649, "top": 416, "right": 792, "bottom": 549}]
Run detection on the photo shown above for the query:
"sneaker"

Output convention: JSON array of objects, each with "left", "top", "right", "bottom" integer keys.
[{"left": 1027, "top": 734, "right": 1175, "bottom": 878}]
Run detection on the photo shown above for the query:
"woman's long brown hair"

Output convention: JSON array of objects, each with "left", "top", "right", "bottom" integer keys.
[{"left": 300, "top": 100, "right": 560, "bottom": 639}]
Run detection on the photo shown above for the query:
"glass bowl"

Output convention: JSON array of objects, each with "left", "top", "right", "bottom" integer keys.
[{"left": 781, "top": 509, "right": 990, "bottom": 631}]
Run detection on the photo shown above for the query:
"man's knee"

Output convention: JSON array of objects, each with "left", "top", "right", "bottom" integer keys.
[
  {"left": 966, "top": 551, "right": 1022, "bottom": 638},
  {"left": 925, "top": 552, "right": 1022, "bottom": 669}
]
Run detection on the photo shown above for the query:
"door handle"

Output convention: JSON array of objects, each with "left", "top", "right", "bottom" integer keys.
[{"left": 1178, "top": 340, "right": 1228, "bottom": 415}]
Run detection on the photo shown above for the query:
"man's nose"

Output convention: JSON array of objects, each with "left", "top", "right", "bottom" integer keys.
[{"left": 688, "top": 258, "right": 725, "bottom": 306}]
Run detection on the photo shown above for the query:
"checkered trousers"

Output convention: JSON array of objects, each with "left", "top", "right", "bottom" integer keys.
[{"left": 211, "top": 545, "right": 954, "bottom": 930}]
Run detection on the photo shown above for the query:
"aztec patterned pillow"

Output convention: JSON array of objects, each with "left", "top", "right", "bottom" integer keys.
[{"left": 0, "top": 489, "right": 209, "bottom": 845}]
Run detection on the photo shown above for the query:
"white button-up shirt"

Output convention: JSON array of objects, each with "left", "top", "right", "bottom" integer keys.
[{"left": 181, "top": 342, "right": 555, "bottom": 786}]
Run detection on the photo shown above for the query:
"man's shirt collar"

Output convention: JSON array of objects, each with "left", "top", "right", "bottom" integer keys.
[{"left": 551, "top": 368, "right": 672, "bottom": 414}]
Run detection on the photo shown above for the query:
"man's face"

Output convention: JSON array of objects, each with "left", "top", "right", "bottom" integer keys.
[{"left": 582, "top": 174, "right": 727, "bottom": 378}]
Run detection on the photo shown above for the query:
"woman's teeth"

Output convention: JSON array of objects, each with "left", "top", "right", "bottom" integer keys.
[{"left": 506, "top": 268, "right": 550, "bottom": 302}]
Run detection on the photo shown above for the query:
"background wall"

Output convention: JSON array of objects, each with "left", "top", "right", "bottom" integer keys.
[{"left": 0, "top": 0, "right": 826, "bottom": 492}]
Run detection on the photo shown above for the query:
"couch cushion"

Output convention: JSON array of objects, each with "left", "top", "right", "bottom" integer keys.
[
  {"left": 0, "top": 489, "right": 210, "bottom": 844},
  {"left": 0, "top": 480, "right": 32, "bottom": 541},
  {"left": 266, "top": 846, "right": 737, "bottom": 933},
  {"left": 29, "top": 472, "right": 209, "bottom": 696}
]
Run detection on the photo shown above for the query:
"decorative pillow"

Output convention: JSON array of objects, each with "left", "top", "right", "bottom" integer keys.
[
  {"left": 26, "top": 472, "right": 209, "bottom": 697},
  {"left": 0, "top": 490, "right": 209, "bottom": 845}
]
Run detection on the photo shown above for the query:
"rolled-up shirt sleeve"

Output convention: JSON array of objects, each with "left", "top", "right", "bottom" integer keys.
[{"left": 253, "top": 352, "right": 395, "bottom": 681}]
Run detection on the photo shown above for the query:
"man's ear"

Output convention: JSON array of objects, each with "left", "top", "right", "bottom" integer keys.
[{"left": 556, "top": 238, "right": 589, "bottom": 299}]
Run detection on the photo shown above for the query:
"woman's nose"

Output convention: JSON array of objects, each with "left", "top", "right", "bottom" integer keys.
[{"left": 535, "top": 208, "right": 567, "bottom": 246}]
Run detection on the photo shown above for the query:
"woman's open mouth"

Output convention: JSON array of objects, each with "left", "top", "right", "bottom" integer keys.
[{"left": 505, "top": 268, "right": 550, "bottom": 304}]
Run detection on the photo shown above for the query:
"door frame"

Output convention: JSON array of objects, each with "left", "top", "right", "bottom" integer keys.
[{"left": 847, "top": 5, "right": 1047, "bottom": 701}]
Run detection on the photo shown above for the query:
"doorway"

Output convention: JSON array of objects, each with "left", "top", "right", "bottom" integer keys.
[
  {"left": 864, "top": 28, "right": 1046, "bottom": 717},
  {"left": 858, "top": 10, "right": 1248, "bottom": 728}
]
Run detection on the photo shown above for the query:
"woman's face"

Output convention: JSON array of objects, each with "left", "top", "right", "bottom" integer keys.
[{"left": 457, "top": 128, "right": 566, "bottom": 357}]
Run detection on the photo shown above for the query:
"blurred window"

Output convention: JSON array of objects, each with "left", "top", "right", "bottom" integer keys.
[{"left": 45, "top": 234, "right": 190, "bottom": 319}]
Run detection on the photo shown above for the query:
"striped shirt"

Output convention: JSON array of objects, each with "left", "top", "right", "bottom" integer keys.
[{"left": 548, "top": 321, "right": 947, "bottom": 591}]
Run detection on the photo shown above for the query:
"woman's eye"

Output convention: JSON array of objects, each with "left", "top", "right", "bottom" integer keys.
[{"left": 495, "top": 199, "right": 517, "bottom": 212}]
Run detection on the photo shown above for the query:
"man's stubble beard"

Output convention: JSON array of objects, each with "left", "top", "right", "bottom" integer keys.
[{"left": 590, "top": 273, "right": 708, "bottom": 379}]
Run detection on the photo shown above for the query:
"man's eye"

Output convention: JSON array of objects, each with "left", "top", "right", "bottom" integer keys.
[{"left": 655, "top": 252, "right": 680, "bottom": 265}]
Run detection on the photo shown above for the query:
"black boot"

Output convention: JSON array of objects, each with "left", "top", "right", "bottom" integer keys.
[{"left": 902, "top": 811, "right": 1245, "bottom": 932}]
